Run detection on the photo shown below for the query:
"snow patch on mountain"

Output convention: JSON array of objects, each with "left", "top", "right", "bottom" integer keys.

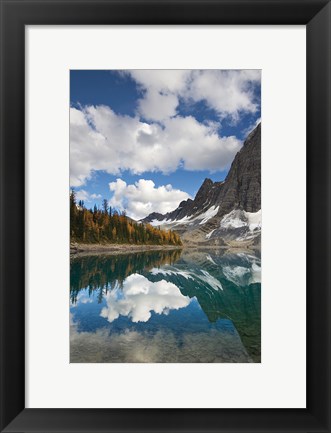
[
  {"left": 199, "top": 206, "right": 219, "bottom": 224},
  {"left": 149, "top": 205, "right": 219, "bottom": 228},
  {"left": 205, "top": 229, "right": 216, "bottom": 239},
  {"left": 201, "top": 209, "right": 261, "bottom": 243},
  {"left": 220, "top": 209, "right": 261, "bottom": 231}
]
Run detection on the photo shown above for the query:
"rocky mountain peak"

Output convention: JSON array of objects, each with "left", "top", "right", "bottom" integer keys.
[
  {"left": 243, "top": 122, "right": 260, "bottom": 147},
  {"left": 142, "top": 123, "right": 261, "bottom": 246},
  {"left": 194, "top": 178, "right": 214, "bottom": 201},
  {"left": 202, "top": 177, "right": 213, "bottom": 187}
]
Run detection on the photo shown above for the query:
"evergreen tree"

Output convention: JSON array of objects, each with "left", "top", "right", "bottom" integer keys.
[
  {"left": 70, "top": 192, "right": 182, "bottom": 246},
  {"left": 102, "top": 199, "right": 109, "bottom": 215}
]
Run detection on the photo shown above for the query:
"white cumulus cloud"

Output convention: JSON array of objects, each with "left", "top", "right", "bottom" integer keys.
[
  {"left": 75, "top": 189, "right": 102, "bottom": 203},
  {"left": 70, "top": 70, "right": 260, "bottom": 187},
  {"left": 138, "top": 89, "right": 179, "bottom": 122},
  {"left": 70, "top": 105, "right": 241, "bottom": 187},
  {"left": 109, "top": 178, "right": 191, "bottom": 220},
  {"left": 125, "top": 69, "right": 261, "bottom": 122}
]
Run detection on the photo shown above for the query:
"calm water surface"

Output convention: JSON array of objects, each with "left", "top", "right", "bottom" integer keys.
[{"left": 70, "top": 248, "right": 261, "bottom": 363}]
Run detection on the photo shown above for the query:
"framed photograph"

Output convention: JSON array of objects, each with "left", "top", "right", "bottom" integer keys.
[
  {"left": 1, "top": 0, "right": 330, "bottom": 432},
  {"left": 69, "top": 68, "right": 262, "bottom": 365}
]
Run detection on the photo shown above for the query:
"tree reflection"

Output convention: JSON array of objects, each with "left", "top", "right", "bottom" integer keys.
[{"left": 70, "top": 249, "right": 182, "bottom": 304}]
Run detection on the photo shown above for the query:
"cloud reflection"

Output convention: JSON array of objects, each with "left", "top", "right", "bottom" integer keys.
[
  {"left": 100, "top": 273, "right": 190, "bottom": 323},
  {"left": 70, "top": 314, "right": 252, "bottom": 363}
]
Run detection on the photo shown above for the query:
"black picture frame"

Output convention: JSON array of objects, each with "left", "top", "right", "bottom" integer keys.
[{"left": 1, "top": 0, "right": 330, "bottom": 432}]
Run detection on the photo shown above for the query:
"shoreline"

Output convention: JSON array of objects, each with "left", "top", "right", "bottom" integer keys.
[
  {"left": 70, "top": 242, "right": 260, "bottom": 257},
  {"left": 70, "top": 242, "right": 183, "bottom": 256}
]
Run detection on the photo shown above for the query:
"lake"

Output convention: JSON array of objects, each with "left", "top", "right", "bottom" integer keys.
[{"left": 70, "top": 248, "right": 261, "bottom": 363}]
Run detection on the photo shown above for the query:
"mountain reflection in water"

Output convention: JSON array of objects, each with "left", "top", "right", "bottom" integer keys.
[{"left": 70, "top": 248, "right": 261, "bottom": 363}]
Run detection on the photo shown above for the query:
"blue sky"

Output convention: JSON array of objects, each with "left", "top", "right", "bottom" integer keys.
[{"left": 70, "top": 70, "right": 261, "bottom": 220}]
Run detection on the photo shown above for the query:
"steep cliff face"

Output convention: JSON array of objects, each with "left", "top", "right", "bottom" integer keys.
[
  {"left": 215, "top": 123, "right": 261, "bottom": 217},
  {"left": 142, "top": 123, "right": 261, "bottom": 245}
]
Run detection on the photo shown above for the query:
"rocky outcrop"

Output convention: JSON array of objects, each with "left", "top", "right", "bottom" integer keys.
[{"left": 214, "top": 123, "right": 261, "bottom": 217}]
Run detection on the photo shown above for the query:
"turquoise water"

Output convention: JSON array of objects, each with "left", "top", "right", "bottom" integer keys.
[{"left": 70, "top": 249, "right": 261, "bottom": 363}]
